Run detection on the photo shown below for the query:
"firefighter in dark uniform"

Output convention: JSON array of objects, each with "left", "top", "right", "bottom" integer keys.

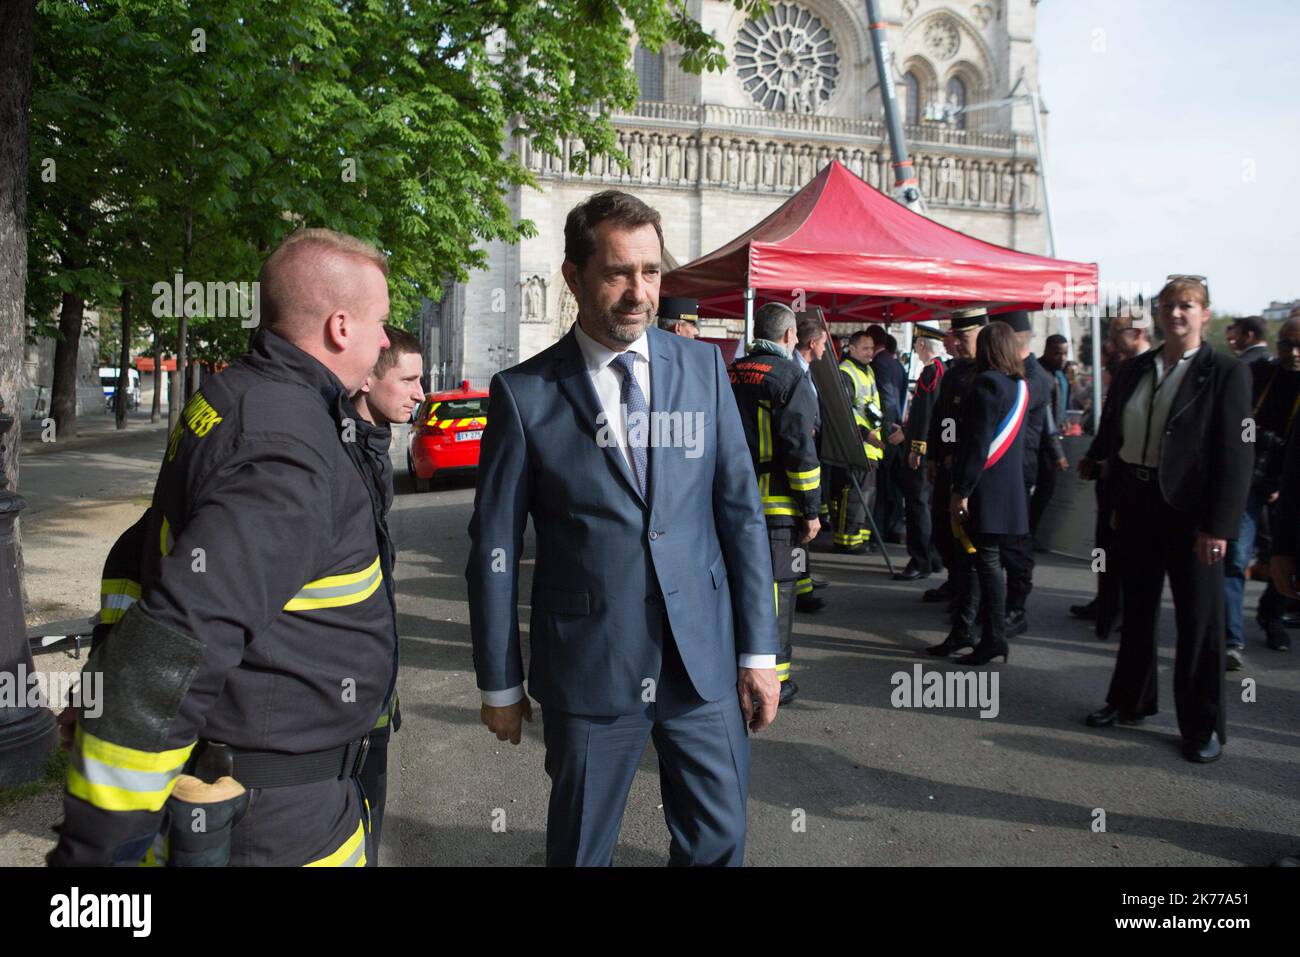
[
  {"left": 351, "top": 324, "right": 426, "bottom": 865},
  {"left": 923, "top": 308, "right": 986, "bottom": 606},
  {"left": 729, "top": 303, "right": 822, "bottom": 705},
  {"left": 897, "top": 323, "right": 948, "bottom": 581},
  {"left": 793, "top": 310, "right": 831, "bottom": 611},
  {"left": 49, "top": 230, "right": 397, "bottom": 867},
  {"left": 831, "top": 330, "right": 884, "bottom": 553}
]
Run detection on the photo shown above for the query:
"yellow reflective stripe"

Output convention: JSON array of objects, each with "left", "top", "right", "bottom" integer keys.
[
  {"left": 773, "top": 581, "right": 779, "bottom": 616},
  {"left": 68, "top": 726, "right": 194, "bottom": 813},
  {"left": 101, "top": 578, "right": 142, "bottom": 599},
  {"left": 786, "top": 466, "right": 820, "bottom": 491},
  {"left": 284, "top": 557, "right": 383, "bottom": 611},
  {"left": 775, "top": 662, "right": 791, "bottom": 674},
  {"left": 160, "top": 516, "right": 173, "bottom": 556},
  {"left": 305, "top": 819, "right": 367, "bottom": 867},
  {"left": 100, "top": 578, "right": 141, "bottom": 624},
  {"left": 757, "top": 400, "right": 772, "bottom": 463}
]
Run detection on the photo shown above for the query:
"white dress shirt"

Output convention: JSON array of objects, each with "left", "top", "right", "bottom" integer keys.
[
  {"left": 1118, "top": 345, "right": 1200, "bottom": 468},
  {"left": 482, "top": 321, "right": 773, "bottom": 707}
]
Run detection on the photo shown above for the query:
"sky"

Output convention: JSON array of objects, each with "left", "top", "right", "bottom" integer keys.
[{"left": 1035, "top": 0, "right": 1300, "bottom": 316}]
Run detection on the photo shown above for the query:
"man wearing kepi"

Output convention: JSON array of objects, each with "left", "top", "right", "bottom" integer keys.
[
  {"left": 729, "top": 302, "right": 822, "bottom": 705},
  {"left": 49, "top": 229, "right": 396, "bottom": 866},
  {"left": 467, "top": 190, "right": 780, "bottom": 866}
]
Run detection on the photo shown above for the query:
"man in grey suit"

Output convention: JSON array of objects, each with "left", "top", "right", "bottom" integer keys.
[{"left": 466, "top": 190, "right": 781, "bottom": 866}]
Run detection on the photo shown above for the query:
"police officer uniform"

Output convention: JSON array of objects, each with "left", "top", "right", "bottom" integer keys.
[
  {"left": 51, "top": 329, "right": 397, "bottom": 867},
  {"left": 658, "top": 296, "right": 700, "bottom": 337},
  {"left": 924, "top": 310, "right": 985, "bottom": 602},
  {"left": 830, "top": 351, "right": 884, "bottom": 553},
  {"left": 729, "top": 339, "right": 821, "bottom": 704},
  {"left": 898, "top": 324, "right": 948, "bottom": 580}
]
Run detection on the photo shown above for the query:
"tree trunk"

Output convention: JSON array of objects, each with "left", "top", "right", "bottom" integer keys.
[
  {"left": 150, "top": 325, "right": 162, "bottom": 422},
  {"left": 50, "top": 291, "right": 84, "bottom": 438},
  {"left": 0, "top": 0, "right": 34, "bottom": 497},
  {"left": 115, "top": 284, "right": 131, "bottom": 429}
]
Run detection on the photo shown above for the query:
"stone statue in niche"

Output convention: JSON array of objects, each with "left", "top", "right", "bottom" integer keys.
[
  {"left": 628, "top": 133, "right": 645, "bottom": 180},
  {"left": 521, "top": 276, "right": 546, "bottom": 324},
  {"left": 949, "top": 159, "right": 965, "bottom": 203},
  {"left": 742, "top": 142, "right": 759, "bottom": 187},
  {"left": 919, "top": 157, "right": 933, "bottom": 199},
  {"left": 935, "top": 158, "right": 951, "bottom": 203},
  {"left": 666, "top": 137, "right": 682, "bottom": 182},
  {"left": 849, "top": 150, "right": 864, "bottom": 179},
  {"left": 1000, "top": 163, "right": 1015, "bottom": 206},
  {"left": 779, "top": 144, "right": 795, "bottom": 188},
  {"left": 686, "top": 137, "right": 700, "bottom": 183},
  {"left": 706, "top": 137, "right": 723, "bottom": 183},
  {"left": 796, "top": 145, "right": 813, "bottom": 186},
  {"left": 967, "top": 161, "right": 981, "bottom": 203},
  {"left": 983, "top": 163, "right": 997, "bottom": 205},
  {"left": 647, "top": 135, "right": 663, "bottom": 181},
  {"left": 553, "top": 285, "right": 578, "bottom": 340},
  {"left": 725, "top": 140, "right": 741, "bottom": 185},
  {"left": 761, "top": 142, "right": 777, "bottom": 187},
  {"left": 867, "top": 152, "right": 882, "bottom": 189},
  {"left": 1018, "top": 163, "right": 1037, "bottom": 209}
]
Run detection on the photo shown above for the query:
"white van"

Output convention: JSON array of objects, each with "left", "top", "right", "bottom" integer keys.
[{"left": 100, "top": 366, "right": 141, "bottom": 410}]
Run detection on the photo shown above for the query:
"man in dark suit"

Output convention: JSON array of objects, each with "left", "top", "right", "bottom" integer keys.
[
  {"left": 466, "top": 190, "right": 780, "bottom": 866},
  {"left": 869, "top": 326, "right": 908, "bottom": 542},
  {"left": 1082, "top": 277, "right": 1252, "bottom": 763}
]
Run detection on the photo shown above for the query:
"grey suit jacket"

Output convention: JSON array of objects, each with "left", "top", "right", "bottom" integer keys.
[{"left": 466, "top": 325, "right": 779, "bottom": 716}]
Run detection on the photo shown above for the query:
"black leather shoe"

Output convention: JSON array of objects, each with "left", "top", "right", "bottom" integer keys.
[
  {"left": 894, "top": 564, "right": 928, "bottom": 582},
  {"left": 922, "top": 582, "right": 952, "bottom": 603},
  {"left": 811, "top": 577, "right": 830, "bottom": 591},
  {"left": 1005, "top": 609, "right": 1028, "bottom": 638},
  {"left": 953, "top": 641, "right": 1009, "bottom": 665},
  {"left": 1069, "top": 600, "right": 1098, "bottom": 621},
  {"left": 1085, "top": 705, "right": 1144, "bottom": 728},
  {"left": 1264, "top": 620, "right": 1292, "bottom": 651},
  {"left": 925, "top": 632, "right": 974, "bottom": 656},
  {"left": 795, "top": 593, "right": 826, "bottom": 613},
  {"left": 1183, "top": 735, "right": 1222, "bottom": 763},
  {"left": 779, "top": 680, "right": 798, "bottom": 706}
]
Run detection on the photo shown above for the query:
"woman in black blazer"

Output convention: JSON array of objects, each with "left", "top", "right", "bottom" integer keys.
[
  {"left": 935, "top": 321, "right": 1030, "bottom": 665},
  {"left": 1079, "top": 277, "right": 1251, "bottom": 763}
]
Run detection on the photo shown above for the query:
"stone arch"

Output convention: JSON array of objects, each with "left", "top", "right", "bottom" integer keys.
[
  {"left": 900, "top": 54, "right": 939, "bottom": 123},
  {"left": 902, "top": 7, "right": 996, "bottom": 100},
  {"left": 942, "top": 58, "right": 988, "bottom": 130}
]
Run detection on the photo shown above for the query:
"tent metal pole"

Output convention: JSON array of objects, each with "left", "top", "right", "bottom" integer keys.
[
  {"left": 1090, "top": 300, "right": 1102, "bottom": 437},
  {"left": 744, "top": 287, "right": 755, "bottom": 346}
]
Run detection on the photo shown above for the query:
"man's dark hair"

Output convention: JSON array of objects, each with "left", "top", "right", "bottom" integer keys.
[
  {"left": 564, "top": 190, "right": 664, "bottom": 272},
  {"left": 796, "top": 313, "right": 825, "bottom": 348},
  {"left": 865, "top": 324, "right": 886, "bottom": 347},
  {"left": 885, "top": 334, "right": 898, "bottom": 355},
  {"left": 1230, "top": 316, "right": 1267, "bottom": 343},
  {"left": 849, "top": 330, "right": 874, "bottom": 347},
  {"left": 1045, "top": 334, "right": 1069, "bottom": 349},
  {"left": 373, "top": 324, "right": 421, "bottom": 379},
  {"left": 978, "top": 322, "right": 1026, "bottom": 378}
]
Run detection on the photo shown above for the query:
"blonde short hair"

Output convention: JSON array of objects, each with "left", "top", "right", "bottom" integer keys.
[{"left": 258, "top": 228, "right": 388, "bottom": 330}]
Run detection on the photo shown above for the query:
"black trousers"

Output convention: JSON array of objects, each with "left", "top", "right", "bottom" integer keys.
[
  {"left": 1000, "top": 481, "right": 1035, "bottom": 612},
  {"left": 1093, "top": 476, "right": 1122, "bottom": 638},
  {"left": 901, "top": 460, "right": 943, "bottom": 573},
  {"left": 769, "top": 523, "right": 798, "bottom": 683},
  {"left": 1105, "top": 466, "right": 1225, "bottom": 745},
  {"left": 874, "top": 446, "right": 905, "bottom": 538},
  {"left": 1028, "top": 452, "right": 1058, "bottom": 536},
  {"left": 359, "top": 725, "right": 390, "bottom": 866},
  {"left": 930, "top": 467, "right": 955, "bottom": 572},
  {"left": 951, "top": 534, "right": 1007, "bottom": 648},
  {"left": 831, "top": 466, "right": 872, "bottom": 547}
]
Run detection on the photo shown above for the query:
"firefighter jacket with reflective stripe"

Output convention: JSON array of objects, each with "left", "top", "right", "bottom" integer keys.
[
  {"left": 838, "top": 357, "right": 884, "bottom": 463},
  {"left": 51, "top": 329, "right": 397, "bottom": 866},
  {"left": 729, "top": 341, "right": 822, "bottom": 525}
]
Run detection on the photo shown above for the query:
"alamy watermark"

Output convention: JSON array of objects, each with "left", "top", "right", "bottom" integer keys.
[
  {"left": 152, "top": 272, "right": 260, "bottom": 328},
  {"left": 0, "top": 665, "right": 102, "bottom": 718},
  {"left": 890, "top": 664, "right": 1000, "bottom": 719},
  {"left": 596, "top": 409, "right": 706, "bottom": 459}
]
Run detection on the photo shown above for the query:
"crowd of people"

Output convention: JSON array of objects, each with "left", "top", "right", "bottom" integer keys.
[{"left": 43, "top": 188, "right": 1293, "bottom": 868}]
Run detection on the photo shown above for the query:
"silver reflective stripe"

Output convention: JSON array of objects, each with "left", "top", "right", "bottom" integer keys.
[
  {"left": 338, "top": 839, "right": 365, "bottom": 868},
  {"left": 70, "top": 748, "right": 185, "bottom": 794},
  {"left": 101, "top": 593, "right": 137, "bottom": 611},
  {"left": 295, "top": 563, "right": 381, "bottom": 600}
]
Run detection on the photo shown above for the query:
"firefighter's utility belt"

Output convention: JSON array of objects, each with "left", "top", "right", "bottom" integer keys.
[{"left": 188, "top": 736, "right": 370, "bottom": 789}]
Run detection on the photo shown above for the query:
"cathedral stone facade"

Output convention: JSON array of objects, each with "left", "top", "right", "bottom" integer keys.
[{"left": 441, "top": 0, "right": 1049, "bottom": 388}]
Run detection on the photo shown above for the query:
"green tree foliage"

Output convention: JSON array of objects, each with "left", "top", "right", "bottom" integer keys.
[{"left": 29, "top": 0, "right": 763, "bottom": 364}]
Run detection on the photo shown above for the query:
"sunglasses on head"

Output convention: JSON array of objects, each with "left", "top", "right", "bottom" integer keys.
[{"left": 1163, "top": 274, "right": 1210, "bottom": 304}]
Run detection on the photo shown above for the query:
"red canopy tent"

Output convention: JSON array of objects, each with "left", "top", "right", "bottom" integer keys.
[{"left": 662, "top": 160, "right": 1098, "bottom": 326}]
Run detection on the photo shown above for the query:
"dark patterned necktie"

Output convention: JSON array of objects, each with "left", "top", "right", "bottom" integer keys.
[{"left": 611, "top": 351, "right": 648, "bottom": 496}]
